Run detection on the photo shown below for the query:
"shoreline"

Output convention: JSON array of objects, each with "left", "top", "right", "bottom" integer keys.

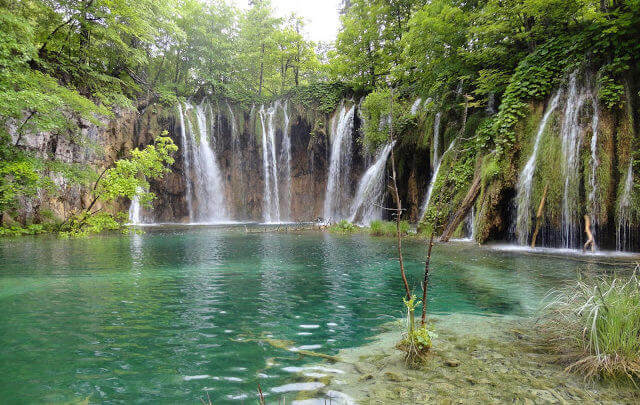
[{"left": 292, "top": 313, "right": 639, "bottom": 403}]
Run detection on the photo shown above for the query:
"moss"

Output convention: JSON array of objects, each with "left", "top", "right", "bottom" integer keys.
[{"left": 530, "top": 111, "right": 564, "bottom": 225}]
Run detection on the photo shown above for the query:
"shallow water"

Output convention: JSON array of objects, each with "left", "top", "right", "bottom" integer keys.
[{"left": 0, "top": 228, "right": 631, "bottom": 403}]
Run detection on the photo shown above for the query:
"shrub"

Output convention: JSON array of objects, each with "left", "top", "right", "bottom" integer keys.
[
  {"left": 368, "top": 220, "right": 410, "bottom": 237},
  {"left": 541, "top": 270, "right": 640, "bottom": 383},
  {"left": 369, "top": 219, "right": 384, "bottom": 236},
  {"left": 396, "top": 295, "right": 436, "bottom": 368},
  {"left": 328, "top": 220, "right": 358, "bottom": 234}
]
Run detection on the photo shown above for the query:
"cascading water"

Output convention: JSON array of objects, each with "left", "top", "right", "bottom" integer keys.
[
  {"left": 323, "top": 104, "right": 356, "bottom": 222},
  {"left": 181, "top": 102, "right": 228, "bottom": 223},
  {"left": 588, "top": 93, "right": 600, "bottom": 244},
  {"left": 128, "top": 192, "right": 142, "bottom": 225},
  {"left": 279, "top": 101, "right": 292, "bottom": 220},
  {"left": 348, "top": 142, "right": 396, "bottom": 225},
  {"left": 616, "top": 161, "right": 634, "bottom": 251},
  {"left": 177, "top": 104, "right": 194, "bottom": 221},
  {"left": 419, "top": 136, "right": 455, "bottom": 220},
  {"left": 515, "top": 92, "right": 562, "bottom": 245},
  {"left": 259, "top": 104, "right": 281, "bottom": 222},
  {"left": 432, "top": 112, "right": 442, "bottom": 168},
  {"left": 560, "top": 73, "right": 587, "bottom": 248},
  {"left": 410, "top": 98, "right": 422, "bottom": 115}
]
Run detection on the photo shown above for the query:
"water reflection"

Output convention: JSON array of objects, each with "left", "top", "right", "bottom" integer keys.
[{"left": 0, "top": 229, "right": 632, "bottom": 403}]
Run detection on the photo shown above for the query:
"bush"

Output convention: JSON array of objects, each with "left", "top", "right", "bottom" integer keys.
[
  {"left": 541, "top": 270, "right": 640, "bottom": 382},
  {"left": 328, "top": 220, "right": 358, "bottom": 234},
  {"left": 369, "top": 220, "right": 384, "bottom": 236},
  {"left": 396, "top": 295, "right": 436, "bottom": 368},
  {"left": 368, "top": 220, "right": 410, "bottom": 237}
]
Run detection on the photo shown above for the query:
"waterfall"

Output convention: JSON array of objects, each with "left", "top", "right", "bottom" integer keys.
[
  {"left": 432, "top": 112, "right": 442, "bottom": 168},
  {"left": 348, "top": 142, "right": 396, "bottom": 225},
  {"left": 588, "top": 93, "right": 600, "bottom": 244},
  {"left": 226, "top": 101, "right": 238, "bottom": 140},
  {"left": 616, "top": 161, "right": 634, "bottom": 251},
  {"left": 323, "top": 104, "right": 356, "bottom": 222},
  {"left": 410, "top": 98, "right": 422, "bottom": 115},
  {"left": 259, "top": 103, "right": 281, "bottom": 222},
  {"left": 279, "top": 101, "right": 292, "bottom": 220},
  {"left": 467, "top": 206, "right": 475, "bottom": 240},
  {"left": 419, "top": 137, "right": 455, "bottom": 220},
  {"left": 128, "top": 191, "right": 142, "bottom": 225},
  {"left": 180, "top": 102, "right": 228, "bottom": 223},
  {"left": 560, "top": 73, "right": 587, "bottom": 248},
  {"left": 177, "top": 104, "right": 194, "bottom": 221},
  {"left": 515, "top": 92, "right": 561, "bottom": 245}
]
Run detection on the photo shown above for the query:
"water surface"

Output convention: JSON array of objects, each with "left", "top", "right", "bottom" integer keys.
[{"left": 0, "top": 228, "right": 630, "bottom": 403}]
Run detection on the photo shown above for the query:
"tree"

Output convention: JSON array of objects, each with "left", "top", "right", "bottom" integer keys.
[{"left": 60, "top": 135, "right": 177, "bottom": 237}]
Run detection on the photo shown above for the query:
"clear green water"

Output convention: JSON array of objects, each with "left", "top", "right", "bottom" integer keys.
[{"left": 0, "top": 228, "right": 629, "bottom": 404}]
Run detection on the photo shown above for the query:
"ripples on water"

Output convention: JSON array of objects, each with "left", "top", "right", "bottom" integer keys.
[{"left": 0, "top": 227, "right": 630, "bottom": 403}]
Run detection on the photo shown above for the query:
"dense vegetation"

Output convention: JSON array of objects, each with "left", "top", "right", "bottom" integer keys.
[{"left": 0, "top": 0, "right": 639, "bottom": 234}]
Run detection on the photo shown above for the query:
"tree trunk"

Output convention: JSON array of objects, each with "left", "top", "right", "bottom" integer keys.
[
  {"left": 583, "top": 215, "right": 595, "bottom": 253},
  {"left": 389, "top": 87, "right": 410, "bottom": 300},
  {"left": 440, "top": 173, "right": 481, "bottom": 242}
]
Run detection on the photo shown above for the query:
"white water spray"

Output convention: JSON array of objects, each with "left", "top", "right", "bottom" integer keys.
[
  {"left": 617, "top": 161, "right": 634, "bottom": 251},
  {"left": 515, "top": 92, "right": 561, "bottom": 245},
  {"left": 180, "top": 102, "right": 228, "bottom": 223},
  {"left": 279, "top": 101, "right": 292, "bottom": 220},
  {"left": 410, "top": 98, "right": 422, "bottom": 115},
  {"left": 432, "top": 112, "right": 442, "bottom": 168},
  {"left": 259, "top": 103, "right": 281, "bottom": 222},
  {"left": 419, "top": 137, "right": 455, "bottom": 220},
  {"left": 323, "top": 104, "right": 356, "bottom": 222},
  {"left": 177, "top": 103, "right": 194, "bottom": 221},
  {"left": 560, "top": 73, "right": 587, "bottom": 248},
  {"left": 348, "top": 142, "right": 396, "bottom": 225}
]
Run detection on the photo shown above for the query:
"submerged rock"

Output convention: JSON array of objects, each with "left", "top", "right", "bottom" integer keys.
[{"left": 312, "top": 314, "right": 639, "bottom": 403}]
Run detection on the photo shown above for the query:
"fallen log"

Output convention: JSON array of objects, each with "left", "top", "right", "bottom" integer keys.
[
  {"left": 440, "top": 173, "right": 482, "bottom": 242},
  {"left": 530, "top": 184, "right": 549, "bottom": 249},
  {"left": 583, "top": 214, "right": 595, "bottom": 253}
]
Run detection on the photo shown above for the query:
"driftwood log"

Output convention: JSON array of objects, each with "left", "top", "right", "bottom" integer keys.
[
  {"left": 440, "top": 173, "right": 481, "bottom": 242},
  {"left": 530, "top": 184, "right": 549, "bottom": 248},
  {"left": 583, "top": 214, "right": 595, "bottom": 253}
]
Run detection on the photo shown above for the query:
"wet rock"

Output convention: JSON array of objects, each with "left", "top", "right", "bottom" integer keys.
[
  {"left": 384, "top": 371, "right": 407, "bottom": 382},
  {"left": 358, "top": 374, "right": 373, "bottom": 382},
  {"left": 445, "top": 359, "right": 460, "bottom": 367}
]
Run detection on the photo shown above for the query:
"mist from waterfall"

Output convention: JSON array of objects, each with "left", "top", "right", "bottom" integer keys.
[
  {"left": 323, "top": 103, "right": 356, "bottom": 222},
  {"left": 179, "top": 102, "right": 228, "bottom": 223},
  {"left": 560, "top": 73, "right": 588, "bottom": 248},
  {"left": 348, "top": 142, "right": 396, "bottom": 225},
  {"left": 515, "top": 92, "right": 561, "bottom": 245}
]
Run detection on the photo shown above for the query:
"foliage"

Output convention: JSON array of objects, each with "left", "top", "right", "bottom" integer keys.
[
  {"left": 397, "top": 294, "right": 436, "bottom": 368},
  {"left": 541, "top": 270, "right": 640, "bottom": 383},
  {"left": 327, "top": 220, "right": 359, "bottom": 234},
  {"left": 369, "top": 220, "right": 409, "bottom": 237},
  {"left": 288, "top": 83, "right": 349, "bottom": 115},
  {"left": 0, "top": 224, "right": 45, "bottom": 237},
  {"left": 360, "top": 89, "right": 416, "bottom": 149},
  {"left": 59, "top": 135, "right": 177, "bottom": 237}
]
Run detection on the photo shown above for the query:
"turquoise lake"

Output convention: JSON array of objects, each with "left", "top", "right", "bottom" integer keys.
[{"left": 0, "top": 227, "right": 630, "bottom": 404}]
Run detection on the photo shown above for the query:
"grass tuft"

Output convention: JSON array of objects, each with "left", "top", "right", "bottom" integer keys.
[{"left": 540, "top": 268, "right": 640, "bottom": 383}]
